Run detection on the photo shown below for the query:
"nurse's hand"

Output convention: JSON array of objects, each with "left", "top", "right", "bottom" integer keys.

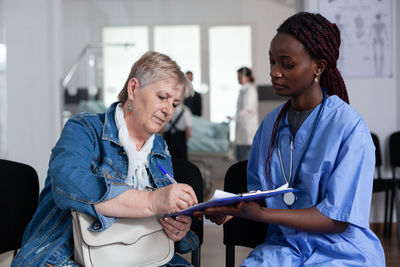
[
  {"left": 197, "top": 201, "right": 263, "bottom": 222},
  {"left": 150, "top": 184, "right": 198, "bottom": 214},
  {"left": 205, "top": 214, "right": 233, "bottom": 225}
]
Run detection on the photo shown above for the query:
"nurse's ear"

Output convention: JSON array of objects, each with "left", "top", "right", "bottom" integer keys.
[{"left": 314, "top": 59, "right": 327, "bottom": 77}]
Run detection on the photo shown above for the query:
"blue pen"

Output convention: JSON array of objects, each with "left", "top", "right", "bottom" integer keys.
[{"left": 157, "top": 164, "right": 177, "bottom": 184}]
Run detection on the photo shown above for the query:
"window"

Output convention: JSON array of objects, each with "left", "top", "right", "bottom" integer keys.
[
  {"left": 102, "top": 26, "right": 149, "bottom": 106},
  {"left": 102, "top": 24, "right": 252, "bottom": 136},
  {"left": 154, "top": 25, "right": 201, "bottom": 91},
  {"left": 209, "top": 25, "right": 252, "bottom": 122},
  {"left": 209, "top": 26, "right": 252, "bottom": 139}
]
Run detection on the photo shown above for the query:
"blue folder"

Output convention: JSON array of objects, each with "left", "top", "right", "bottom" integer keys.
[{"left": 169, "top": 187, "right": 297, "bottom": 216}]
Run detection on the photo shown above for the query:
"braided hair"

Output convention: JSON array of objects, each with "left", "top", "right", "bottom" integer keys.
[{"left": 265, "top": 12, "right": 349, "bottom": 181}]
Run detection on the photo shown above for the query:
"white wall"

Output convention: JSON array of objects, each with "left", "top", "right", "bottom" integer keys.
[
  {"left": 4, "top": 0, "right": 63, "bottom": 188},
  {"left": 397, "top": 1, "right": 400, "bottom": 129}
]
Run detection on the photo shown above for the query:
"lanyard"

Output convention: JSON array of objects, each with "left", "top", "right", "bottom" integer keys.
[{"left": 276, "top": 88, "right": 327, "bottom": 187}]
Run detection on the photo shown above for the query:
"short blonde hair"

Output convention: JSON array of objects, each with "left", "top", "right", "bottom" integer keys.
[{"left": 118, "top": 51, "right": 194, "bottom": 104}]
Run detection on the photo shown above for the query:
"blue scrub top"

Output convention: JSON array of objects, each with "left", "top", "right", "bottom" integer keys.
[{"left": 243, "top": 96, "right": 385, "bottom": 266}]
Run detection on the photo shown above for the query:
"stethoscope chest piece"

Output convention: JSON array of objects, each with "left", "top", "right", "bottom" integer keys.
[{"left": 283, "top": 191, "right": 296, "bottom": 206}]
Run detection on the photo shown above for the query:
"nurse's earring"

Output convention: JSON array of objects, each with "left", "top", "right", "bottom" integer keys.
[
  {"left": 314, "top": 72, "right": 320, "bottom": 83},
  {"left": 128, "top": 102, "right": 133, "bottom": 115}
]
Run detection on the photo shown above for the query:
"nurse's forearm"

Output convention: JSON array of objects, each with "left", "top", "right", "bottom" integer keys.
[
  {"left": 94, "top": 189, "right": 155, "bottom": 218},
  {"left": 259, "top": 206, "right": 349, "bottom": 234}
]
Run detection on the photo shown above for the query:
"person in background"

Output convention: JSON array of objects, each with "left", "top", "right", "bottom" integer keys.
[
  {"left": 12, "top": 51, "right": 199, "bottom": 267},
  {"left": 183, "top": 71, "right": 202, "bottom": 116},
  {"left": 234, "top": 67, "right": 259, "bottom": 162},
  {"left": 200, "top": 12, "right": 385, "bottom": 266},
  {"left": 163, "top": 103, "right": 192, "bottom": 160}
]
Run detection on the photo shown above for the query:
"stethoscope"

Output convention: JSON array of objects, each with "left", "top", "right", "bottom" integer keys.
[{"left": 277, "top": 88, "right": 327, "bottom": 207}]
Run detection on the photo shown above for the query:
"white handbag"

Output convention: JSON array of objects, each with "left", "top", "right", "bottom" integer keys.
[{"left": 71, "top": 210, "right": 174, "bottom": 267}]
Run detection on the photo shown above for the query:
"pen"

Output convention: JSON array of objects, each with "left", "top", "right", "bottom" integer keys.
[{"left": 157, "top": 164, "right": 177, "bottom": 184}]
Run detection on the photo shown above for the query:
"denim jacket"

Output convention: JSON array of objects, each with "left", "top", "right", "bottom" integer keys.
[{"left": 12, "top": 102, "right": 199, "bottom": 267}]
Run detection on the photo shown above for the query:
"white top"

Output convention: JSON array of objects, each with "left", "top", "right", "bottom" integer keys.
[
  {"left": 163, "top": 105, "right": 192, "bottom": 132},
  {"left": 114, "top": 104, "right": 154, "bottom": 190},
  {"left": 235, "top": 82, "right": 259, "bottom": 145}
]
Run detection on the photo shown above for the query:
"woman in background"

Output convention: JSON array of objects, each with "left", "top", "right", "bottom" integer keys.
[
  {"left": 201, "top": 12, "right": 385, "bottom": 266},
  {"left": 234, "top": 67, "right": 259, "bottom": 162},
  {"left": 12, "top": 51, "right": 199, "bottom": 267}
]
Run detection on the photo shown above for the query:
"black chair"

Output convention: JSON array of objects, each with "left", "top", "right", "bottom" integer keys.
[
  {"left": 371, "top": 133, "right": 395, "bottom": 237},
  {"left": 172, "top": 158, "right": 203, "bottom": 267},
  {"left": 389, "top": 132, "right": 400, "bottom": 247},
  {"left": 0, "top": 159, "right": 39, "bottom": 256},
  {"left": 223, "top": 160, "right": 268, "bottom": 267}
]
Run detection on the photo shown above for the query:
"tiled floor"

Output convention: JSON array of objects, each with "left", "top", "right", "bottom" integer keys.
[{"left": 180, "top": 222, "right": 252, "bottom": 267}]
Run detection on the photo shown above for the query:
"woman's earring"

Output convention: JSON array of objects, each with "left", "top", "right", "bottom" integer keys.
[{"left": 128, "top": 103, "right": 133, "bottom": 115}]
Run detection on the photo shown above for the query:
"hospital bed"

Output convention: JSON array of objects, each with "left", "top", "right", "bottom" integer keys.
[{"left": 188, "top": 116, "right": 235, "bottom": 199}]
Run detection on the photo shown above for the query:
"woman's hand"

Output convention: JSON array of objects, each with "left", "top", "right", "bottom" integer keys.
[
  {"left": 160, "top": 216, "right": 192, "bottom": 242},
  {"left": 149, "top": 183, "right": 198, "bottom": 214}
]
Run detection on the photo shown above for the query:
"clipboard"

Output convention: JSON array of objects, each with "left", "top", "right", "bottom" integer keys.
[{"left": 169, "top": 184, "right": 297, "bottom": 216}]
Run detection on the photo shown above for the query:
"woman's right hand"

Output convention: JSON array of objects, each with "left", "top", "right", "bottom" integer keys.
[{"left": 149, "top": 183, "right": 198, "bottom": 214}]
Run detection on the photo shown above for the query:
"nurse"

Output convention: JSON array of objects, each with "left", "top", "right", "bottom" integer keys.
[{"left": 200, "top": 12, "right": 385, "bottom": 266}]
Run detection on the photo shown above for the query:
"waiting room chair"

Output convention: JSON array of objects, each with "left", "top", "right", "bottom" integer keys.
[
  {"left": 0, "top": 159, "right": 39, "bottom": 256},
  {"left": 172, "top": 158, "right": 203, "bottom": 267},
  {"left": 389, "top": 132, "right": 400, "bottom": 247},
  {"left": 223, "top": 160, "right": 268, "bottom": 267},
  {"left": 371, "top": 133, "right": 395, "bottom": 237}
]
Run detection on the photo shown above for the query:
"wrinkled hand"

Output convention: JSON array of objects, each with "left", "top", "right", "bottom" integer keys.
[
  {"left": 160, "top": 216, "right": 192, "bottom": 242},
  {"left": 149, "top": 183, "right": 198, "bottom": 214}
]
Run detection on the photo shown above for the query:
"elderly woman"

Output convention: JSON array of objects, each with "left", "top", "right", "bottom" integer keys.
[{"left": 12, "top": 51, "right": 199, "bottom": 267}]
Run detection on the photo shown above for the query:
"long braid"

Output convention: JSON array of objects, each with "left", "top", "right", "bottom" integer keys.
[
  {"left": 265, "top": 12, "right": 349, "bottom": 182},
  {"left": 265, "top": 100, "right": 290, "bottom": 179}
]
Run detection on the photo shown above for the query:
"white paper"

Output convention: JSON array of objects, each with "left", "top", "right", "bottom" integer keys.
[{"left": 208, "top": 189, "right": 238, "bottom": 201}]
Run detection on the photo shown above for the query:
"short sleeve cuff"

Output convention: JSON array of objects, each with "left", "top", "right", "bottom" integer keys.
[{"left": 316, "top": 200, "right": 369, "bottom": 229}]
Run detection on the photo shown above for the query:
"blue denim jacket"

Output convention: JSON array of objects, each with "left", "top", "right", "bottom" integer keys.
[{"left": 12, "top": 102, "right": 199, "bottom": 267}]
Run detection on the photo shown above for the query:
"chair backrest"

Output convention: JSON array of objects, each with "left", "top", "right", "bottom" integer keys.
[
  {"left": 171, "top": 158, "right": 203, "bottom": 267},
  {"left": 0, "top": 159, "right": 39, "bottom": 254},
  {"left": 371, "top": 132, "right": 383, "bottom": 178},
  {"left": 389, "top": 132, "right": 400, "bottom": 169},
  {"left": 223, "top": 160, "right": 268, "bottom": 249}
]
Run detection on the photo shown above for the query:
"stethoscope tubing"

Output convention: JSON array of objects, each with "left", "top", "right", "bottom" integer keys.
[{"left": 276, "top": 88, "right": 327, "bottom": 187}]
